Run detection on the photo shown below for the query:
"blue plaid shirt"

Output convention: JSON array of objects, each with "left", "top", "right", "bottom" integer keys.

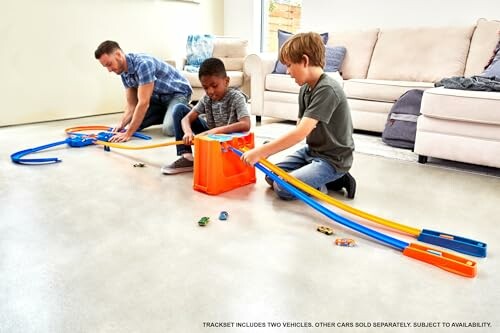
[{"left": 121, "top": 53, "right": 192, "bottom": 98}]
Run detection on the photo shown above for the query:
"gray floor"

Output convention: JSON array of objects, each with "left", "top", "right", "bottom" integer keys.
[{"left": 1, "top": 114, "right": 499, "bottom": 333}]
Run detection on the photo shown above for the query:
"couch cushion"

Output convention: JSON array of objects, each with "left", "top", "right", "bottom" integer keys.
[
  {"left": 367, "top": 26, "right": 475, "bottom": 82},
  {"left": 481, "top": 37, "right": 500, "bottom": 78},
  {"left": 344, "top": 79, "right": 434, "bottom": 102},
  {"left": 465, "top": 18, "right": 500, "bottom": 77},
  {"left": 417, "top": 115, "right": 500, "bottom": 141},
  {"left": 482, "top": 48, "right": 500, "bottom": 78},
  {"left": 265, "top": 72, "right": 343, "bottom": 94},
  {"left": 183, "top": 70, "right": 243, "bottom": 88},
  {"left": 420, "top": 87, "right": 500, "bottom": 125},
  {"left": 327, "top": 29, "right": 379, "bottom": 80},
  {"left": 324, "top": 46, "right": 346, "bottom": 72},
  {"left": 212, "top": 37, "right": 248, "bottom": 71},
  {"left": 273, "top": 30, "right": 329, "bottom": 74}
]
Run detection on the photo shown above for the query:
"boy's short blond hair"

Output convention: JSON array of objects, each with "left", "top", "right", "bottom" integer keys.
[{"left": 279, "top": 32, "right": 325, "bottom": 68}]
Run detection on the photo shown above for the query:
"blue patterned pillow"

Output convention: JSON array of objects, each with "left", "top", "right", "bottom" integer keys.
[
  {"left": 185, "top": 34, "right": 215, "bottom": 72},
  {"left": 324, "top": 45, "right": 346, "bottom": 72},
  {"left": 482, "top": 41, "right": 500, "bottom": 79},
  {"left": 273, "top": 30, "right": 329, "bottom": 74}
]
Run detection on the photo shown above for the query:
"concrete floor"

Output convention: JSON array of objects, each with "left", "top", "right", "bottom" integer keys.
[{"left": 1, "top": 114, "right": 499, "bottom": 333}]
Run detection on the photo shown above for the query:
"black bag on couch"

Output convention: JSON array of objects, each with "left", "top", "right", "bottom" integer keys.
[{"left": 382, "top": 89, "right": 424, "bottom": 149}]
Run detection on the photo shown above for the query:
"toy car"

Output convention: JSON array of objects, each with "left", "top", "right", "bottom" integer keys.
[
  {"left": 317, "top": 225, "right": 334, "bottom": 235},
  {"left": 198, "top": 216, "right": 210, "bottom": 227},
  {"left": 334, "top": 238, "right": 356, "bottom": 247},
  {"left": 133, "top": 162, "right": 145, "bottom": 167},
  {"left": 219, "top": 211, "right": 228, "bottom": 220}
]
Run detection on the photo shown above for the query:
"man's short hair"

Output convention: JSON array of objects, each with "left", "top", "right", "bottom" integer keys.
[
  {"left": 94, "top": 40, "right": 121, "bottom": 59},
  {"left": 198, "top": 58, "right": 227, "bottom": 79},
  {"left": 279, "top": 32, "right": 325, "bottom": 68}
]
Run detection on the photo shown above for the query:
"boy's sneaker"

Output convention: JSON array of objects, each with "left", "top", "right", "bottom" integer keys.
[
  {"left": 326, "top": 172, "right": 356, "bottom": 199},
  {"left": 265, "top": 175, "right": 274, "bottom": 187},
  {"left": 161, "top": 157, "right": 194, "bottom": 174}
]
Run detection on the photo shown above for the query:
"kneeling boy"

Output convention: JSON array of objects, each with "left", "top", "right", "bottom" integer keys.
[{"left": 162, "top": 58, "right": 251, "bottom": 174}]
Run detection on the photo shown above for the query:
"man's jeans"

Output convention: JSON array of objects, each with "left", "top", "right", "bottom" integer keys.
[
  {"left": 272, "top": 146, "right": 344, "bottom": 200},
  {"left": 172, "top": 104, "right": 209, "bottom": 155},
  {"left": 139, "top": 93, "right": 191, "bottom": 136}
]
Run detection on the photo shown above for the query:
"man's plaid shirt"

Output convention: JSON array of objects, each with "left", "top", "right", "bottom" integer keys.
[{"left": 121, "top": 53, "right": 192, "bottom": 98}]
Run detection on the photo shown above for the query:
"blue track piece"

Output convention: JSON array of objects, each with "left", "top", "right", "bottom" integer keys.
[
  {"left": 230, "top": 147, "right": 409, "bottom": 251},
  {"left": 67, "top": 135, "right": 97, "bottom": 147},
  {"left": 10, "top": 140, "right": 69, "bottom": 164},
  {"left": 131, "top": 132, "right": 152, "bottom": 140},
  {"left": 11, "top": 128, "right": 151, "bottom": 166},
  {"left": 417, "top": 229, "right": 487, "bottom": 258}
]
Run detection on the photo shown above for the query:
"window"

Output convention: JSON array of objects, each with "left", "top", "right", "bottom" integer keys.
[{"left": 261, "top": 0, "right": 302, "bottom": 52}]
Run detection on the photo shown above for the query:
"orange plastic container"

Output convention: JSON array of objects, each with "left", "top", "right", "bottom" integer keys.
[{"left": 193, "top": 133, "right": 256, "bottom": 195}]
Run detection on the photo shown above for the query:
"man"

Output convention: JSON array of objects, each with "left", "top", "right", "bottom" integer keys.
[{"left": 95, "top": 40, "right": 192, "bottom": 142}]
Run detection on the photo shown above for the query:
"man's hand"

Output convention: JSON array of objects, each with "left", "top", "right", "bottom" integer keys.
[
  {"left": 109, "top": 132, "right": 132, "bottom": 143},
  {"left": 111, "top": 125, "right": 124, "bottom": 133}
]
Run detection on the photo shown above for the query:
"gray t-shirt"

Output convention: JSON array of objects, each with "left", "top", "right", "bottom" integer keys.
[
  {"left": 299, "top": 73, "right": 354, "bottom": 172},
  {"left": 193, "top": 88, "right": 249, "bottom": 129}
]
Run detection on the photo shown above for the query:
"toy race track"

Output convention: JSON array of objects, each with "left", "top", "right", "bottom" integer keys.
[
  {"left": 10, "top": 125, "right": 184, "bottom": 165},
  {"left": 10, "top": 129, "right": 485, "bottom": 277},
  {"left": 230, "top": 146, "right": 478, "bottom": 278},
  {"left": 257, "top": 156, "right": 487, "bottom": 258}
]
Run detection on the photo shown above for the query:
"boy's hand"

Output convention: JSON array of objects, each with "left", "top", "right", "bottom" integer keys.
[
  {"left": 203, "top": 128, "right": 220, "bottom": 136},
  {"left": 183, "top": 132, "right": 195, "bottom": 145},
  {"left": 241, "top": 147, "right": 266, "bottom": 166}
]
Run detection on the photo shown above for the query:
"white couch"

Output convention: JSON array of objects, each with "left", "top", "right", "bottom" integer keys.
[
  {"left": 172, "top": 37, "right": 250, "bottom": 101},
  {"left": 244, "top": 19, "right": 500, "bottom": 168},
  {"left": 414, "top": 20, "right": 500, "bottom": 168}
]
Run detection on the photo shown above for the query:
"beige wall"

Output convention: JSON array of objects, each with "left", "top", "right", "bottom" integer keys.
[{"left": 1, "top": 0, "right": 224, "bottom": 126}]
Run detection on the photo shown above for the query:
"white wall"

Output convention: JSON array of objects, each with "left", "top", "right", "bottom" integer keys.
[
  {"left": 301, "top": 0, "right": 499, "bottom": 31},
  {"left": 1, "top": 0, "right": 223, "bottom": 126},
  {"left": 224, "top": 0, "right": 499, "bottom": 52},
  {"left": 224, "top": 0, "right": 261, "bottom": 53}
]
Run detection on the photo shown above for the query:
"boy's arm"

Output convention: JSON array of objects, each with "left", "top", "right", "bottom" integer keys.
[
  {"left": 181, "top": 109, "right": 200, "bottom": 145},
  {"left": 203, "top": 116, "right": 251, "bottom": 135},
  {"left": 241, "top": 117, "right": 318, "bottom": 165}
]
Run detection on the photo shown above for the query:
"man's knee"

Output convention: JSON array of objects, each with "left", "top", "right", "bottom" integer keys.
[
  {"left": 163, "top": 104, "right": 190, "bottom": 136},
  {"left": 171, "top": 103, "right": 190, "bottom": 120},
  {"left": 162, "top": 124, "right": 175, "bottom": 137}
]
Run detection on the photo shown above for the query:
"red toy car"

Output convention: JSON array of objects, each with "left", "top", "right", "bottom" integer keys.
[{"left": 334, "top": 238, "right": 356, "bottom": 247}]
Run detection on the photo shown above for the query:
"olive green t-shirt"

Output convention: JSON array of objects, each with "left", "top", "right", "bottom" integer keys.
[{"left": 298, "top": 73, "right": 354, "bottom": 172}]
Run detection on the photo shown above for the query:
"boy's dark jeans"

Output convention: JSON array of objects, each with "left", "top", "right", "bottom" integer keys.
[{"left": 172, "top": 104, "right": 209, "bottom": 155}]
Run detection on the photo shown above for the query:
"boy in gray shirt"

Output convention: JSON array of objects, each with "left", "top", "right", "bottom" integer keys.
[
  {"left": 162, "top": 58, "right": 251, "bottom": 174},
  {"left": 241, "top": 32, "right": 356, "bottom": 199}
]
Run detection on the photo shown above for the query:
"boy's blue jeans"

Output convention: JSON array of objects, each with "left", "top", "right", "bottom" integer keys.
[
  {"left": 172, "top": 104, "right": 209, "bottom": 155},
  {"left": 138, "top": 93, "right": 191, "bottom": 137},
  {"left": 271, "top": 146, "right": 345, "bottom": 200}
]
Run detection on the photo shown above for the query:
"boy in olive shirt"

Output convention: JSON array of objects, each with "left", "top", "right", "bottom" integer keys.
[{"left": 241, "top": 32, "right": 356, "bottom": 199}]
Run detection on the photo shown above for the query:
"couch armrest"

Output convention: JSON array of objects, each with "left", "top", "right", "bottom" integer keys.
[{"left": 244, "top": 52, "right": 277, "bottom": 117}]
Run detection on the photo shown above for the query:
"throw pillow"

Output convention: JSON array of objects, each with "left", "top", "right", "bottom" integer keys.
[
  {"left": 185, "top": 34, "right": 215, "bottom": 73},
  {"left": 273, "top": 29, "right": 329, "bottom": 74},
  {"left": 481, "top": 40, "right": 500, "bottom": 79},
  {"left": 324, "top": 45, "right": 346, "bottom": 72}
]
